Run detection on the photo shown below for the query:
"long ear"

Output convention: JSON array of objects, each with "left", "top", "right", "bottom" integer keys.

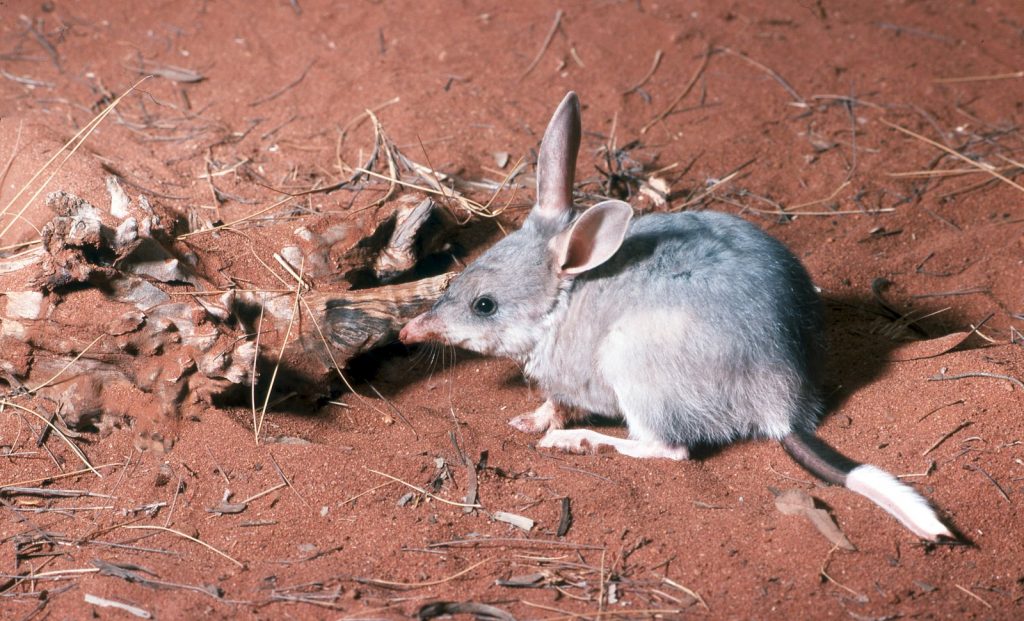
[
  {"left": 551, "top": 200, "right": 633, "bottom": 276},
  {"left": 534, "top": 92, "right": 581, "bottom": 220}
]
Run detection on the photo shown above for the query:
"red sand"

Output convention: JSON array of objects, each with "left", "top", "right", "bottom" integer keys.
[{"left": 1, "top": 1, "right": 1023, "bottom": 619}]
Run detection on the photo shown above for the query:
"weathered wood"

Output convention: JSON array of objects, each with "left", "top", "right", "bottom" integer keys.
[
  {"left": 326, "top": 273, "right": 454, "bottom": 352},
  {"left": 0, "top": 178, "right": 453, "bottom": 437},
  {"left": 377, "top": 197, "right": 433, "bottom": 278}
]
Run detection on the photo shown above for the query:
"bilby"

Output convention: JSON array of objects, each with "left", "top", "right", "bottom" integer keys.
[{"left": 400, "top": 92, "right": 952, "bottom": 541}]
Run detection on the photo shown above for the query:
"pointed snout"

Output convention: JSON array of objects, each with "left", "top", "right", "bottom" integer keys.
[{"left": 399, "top": 312, "right": 444, "bottom": 345}]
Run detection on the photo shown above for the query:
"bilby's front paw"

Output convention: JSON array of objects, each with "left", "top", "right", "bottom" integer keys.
[
  {"left": 509, "top": 400, "right": 564, "bottom": 434},
  {"left": 509, "top": 412, "right": 548, "bottom": 433}
]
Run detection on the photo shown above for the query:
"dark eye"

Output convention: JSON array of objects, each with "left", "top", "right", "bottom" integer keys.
[{"left": 471, "top": 295, "right": 497, "bottom": 317}]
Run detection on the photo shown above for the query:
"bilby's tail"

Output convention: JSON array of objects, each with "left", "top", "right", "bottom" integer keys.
[{"left": 780, "top": 429, "right": 953, "bottom": 541}]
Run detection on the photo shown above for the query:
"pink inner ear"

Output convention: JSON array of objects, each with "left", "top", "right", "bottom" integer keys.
[
  {"left": 562, "top": 231, "right": 594, "bottom": 271},
  {"left": 555, "top": 200, "right": 633, "bottom": 275}
]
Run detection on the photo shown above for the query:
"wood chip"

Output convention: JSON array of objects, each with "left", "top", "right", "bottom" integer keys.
[
  {"left": 463, "top": 452, "right": 479, "bottom": 514},
  {"left": 129, "top": 59, "right": 204, "bottom": 83},
  {"left": 492, "top": 511, "right": 534, "bottom": 531},
  {"left": 84, "top": 593, "right": 152, "bottom": 619},
  {"left": 556, "top": 497, "right": 572, "bottom": 537}
]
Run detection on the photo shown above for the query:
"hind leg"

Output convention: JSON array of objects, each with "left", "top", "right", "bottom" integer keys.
[
  {"left": 538, "top": 428, "right": 689, "bottom": 460},
  {"left": 574, "top": 322, "right": 700, "bottom": 461}
]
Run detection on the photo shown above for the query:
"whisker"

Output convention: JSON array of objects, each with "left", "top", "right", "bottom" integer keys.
[{"left": 445, "top": 340, "right": 458, "bottom": 409}]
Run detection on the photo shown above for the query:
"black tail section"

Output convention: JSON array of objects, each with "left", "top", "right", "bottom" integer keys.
[{"left": 780, "top": 429, "right": 861, "bottom": 486}]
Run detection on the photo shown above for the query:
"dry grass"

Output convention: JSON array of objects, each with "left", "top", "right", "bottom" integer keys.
[{"left": 0, "top": 77, "right": 150, "bottom": 243}]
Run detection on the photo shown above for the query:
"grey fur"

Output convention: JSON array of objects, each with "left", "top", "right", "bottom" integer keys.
[
  {"left": 420, "top": 207, "right": 823, "bottom": 445},
  {"left": 410, "top": 92, "right": 823, "bottom": 446},
  {"left": 398, "top": 91, "right": 952, "bottom": 540}
]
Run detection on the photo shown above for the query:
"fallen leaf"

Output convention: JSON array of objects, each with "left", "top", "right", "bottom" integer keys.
[
  {"left": 773, "top": 487, "right": 814, "bottom": 515},
  {"left": 774, "top": 489, "right": 855, "bottom": 550}
]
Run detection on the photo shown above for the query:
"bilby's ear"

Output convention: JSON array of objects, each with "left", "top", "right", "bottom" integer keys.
[
  {"left": 533, "top": 92, "right": 581, "bottom": 221},
  {"left": 550, "top": 200, "right": 633, "bottom": 276}
]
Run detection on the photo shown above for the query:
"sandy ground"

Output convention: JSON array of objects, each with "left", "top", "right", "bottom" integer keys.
[{"left": 1, "top": 0, "right": 1024, "bottom": 619}]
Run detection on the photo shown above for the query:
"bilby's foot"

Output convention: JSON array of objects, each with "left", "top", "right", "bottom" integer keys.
[{"left": 538, "top": 429, "right": 689, "bottom": 460}]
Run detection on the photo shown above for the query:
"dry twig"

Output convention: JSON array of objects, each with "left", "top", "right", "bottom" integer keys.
[
  {"left": 354, "top": 557, "right": 490, "bottom": 589},
  {"left": 882, "top": 119, "right": 1024, "bottom": 194},
  {"left": 0, "top": 77, "right": 150, "bottom": 241},
  {"left": 922, "top": 420, "right": 972, "bottom": 456},
  {"left": 928, "top": 371, "right": 1024, "bottom": 391},
  {"left": 0, "top": 400, "right": 100, "bottom": 476},
  {"left": 122, "top": 525, "right": 244, "bottom": 568},
  {"left": 623, "top": 49, "right": 664, "bottom": 96},
  {"left": 640, "top": 45, "right": 712, "bottom": 134},
  {"left": 718, "top": 46, "right": 806, "bottom": 105},
  {"left": 250, "top": 59, "right": 316, "bottom": 106},
  {"left": 366, "top": 468, "right": 481, "bottom": 509},
  {"left": 521, "top": 10, "right": 564, "bottom": 79}
]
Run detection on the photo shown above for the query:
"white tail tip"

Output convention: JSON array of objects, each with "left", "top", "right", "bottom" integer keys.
[{"left": 846, "top": 465, "right": 953, "bottom": 541}]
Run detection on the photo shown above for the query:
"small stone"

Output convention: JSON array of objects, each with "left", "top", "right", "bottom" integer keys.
[{"left": 154, "top": 463, "right": 173, "bottom": 487}]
